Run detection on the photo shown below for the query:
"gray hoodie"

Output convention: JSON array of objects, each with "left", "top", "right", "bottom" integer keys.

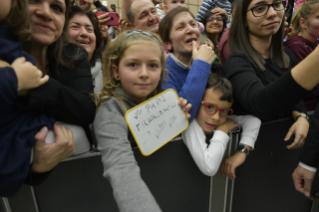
[{"left": 93, "top": 88, "right": 162, "bottom": 212}]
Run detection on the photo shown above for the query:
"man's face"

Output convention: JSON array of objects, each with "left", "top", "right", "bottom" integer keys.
[{"left": 131, "top": 0, "right": 160, "bottom": 33}]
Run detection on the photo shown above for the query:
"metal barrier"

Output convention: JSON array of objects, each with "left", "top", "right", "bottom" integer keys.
[{"left": 2, "top": 118, "right": 318, "bottom": 212}]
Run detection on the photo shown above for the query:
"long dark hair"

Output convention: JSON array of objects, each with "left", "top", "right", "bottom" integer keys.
[
  {"left": 46, "top": 0, "right": 74, "bottom": 72},
  {"left": 67, "top": 6, "right": 103, "bottom": 67},
  {"left": 228, "top": 0, "right": 289, "bottom": 71},
  {"left": 201, "top": 10, "right": 227, "bottom": 46}
]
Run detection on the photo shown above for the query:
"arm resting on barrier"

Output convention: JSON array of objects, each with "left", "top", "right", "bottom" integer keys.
[
  {"left": 222, "top": 114, "right": 261, "bottom": 179},
  {"left": 182, "top": 119, "right": 229, "bottom": 176}
]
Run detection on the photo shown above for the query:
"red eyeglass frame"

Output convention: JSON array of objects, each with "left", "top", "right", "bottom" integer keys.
[{"left": 201, "top": 102, "right": 234, "bottom": 117}]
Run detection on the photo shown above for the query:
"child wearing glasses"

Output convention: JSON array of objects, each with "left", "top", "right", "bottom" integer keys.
[{"left": 182, "top": 74, "right": 261, "bottom": 179}]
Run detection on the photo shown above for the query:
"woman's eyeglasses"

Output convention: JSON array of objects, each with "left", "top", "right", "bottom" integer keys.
[
  {"left": 201, "top": 102, "right": 234, "bottom": 117},
  {"left": 247, "top": 0, "right": 285, "bottom": 17},
  {"left": 206, "top": 17, "right": 224, "bottom": 22}
]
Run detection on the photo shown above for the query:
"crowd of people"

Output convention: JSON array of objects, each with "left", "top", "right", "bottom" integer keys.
[{"left": 1, "top": 0, "right": 319, "bottom": 211}]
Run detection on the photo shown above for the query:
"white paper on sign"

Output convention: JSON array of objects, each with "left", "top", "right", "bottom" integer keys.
[{"left": 125, "top": 89, "right": 189, "bottom": 156}]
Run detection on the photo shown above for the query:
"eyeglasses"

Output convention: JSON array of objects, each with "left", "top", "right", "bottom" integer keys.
[
  {"left": 206, "top": 17, "right": 224, "bottom": 22},
  {"left": 201, "top": 102, "right": 234, "bottom": 117},
  {"left": 247, "top": 0, "right": 285, "bottom": 17}
]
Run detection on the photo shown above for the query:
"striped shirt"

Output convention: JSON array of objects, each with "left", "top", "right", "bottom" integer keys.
[{"left": 196, "top": 0, "right": 232, "bottom": 26}]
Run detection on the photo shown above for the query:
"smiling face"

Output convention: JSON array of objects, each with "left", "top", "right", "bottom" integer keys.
[
  {"left": 246, "top": 0, "right": 284, "bottom": 39},
  {"left": 164, "top": 0, "right": 185, "bottom": 13},
  {"left": 112, "top": 42, "right": 162, "bottom": 103},
  {"left": 206, "top": 14, "right": 224, "bottom": 36},
  {"left": 165, "top": 11, "right": 200, "bottom": 58},
  {"left": 131, "top": 0, "right": 160, "bottom": 33},
  {"left": 28, "top": 0, "right": 66, "bottom": 46},
  {"left": 196, "top": 89, "right": 232, "bottom": 133},
  {"left": 68, "top": 14, "right": 96, "bottom": 60}
]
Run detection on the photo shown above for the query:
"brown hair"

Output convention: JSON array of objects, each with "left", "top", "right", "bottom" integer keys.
[
  {"left": 159, "top": 7, "right": 194, "bottom": 52},
  {"left": 206, "top": 73, "right": 233, "bottom": 103},
  {"left": 95, "top": 30, "right": 167, "bottom": 109},
  {"left": 6, "top": 0, "right": 33, "bottom": 41},
  {"left": 289, "top": 0, "right": 319, "bottom": 37},
  {"left": 68, "top": 6, "right": 103, "bottom": 67},
  {"left": 46, "top": 0, "right": 75, "bottom": 71},
  {"left": 228, "top": 0, "right": 289, "bottom": 71}
]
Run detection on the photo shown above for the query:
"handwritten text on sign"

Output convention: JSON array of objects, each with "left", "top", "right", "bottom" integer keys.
[{"left": 125, "top": 89, "right": 189, "bottom": 156}]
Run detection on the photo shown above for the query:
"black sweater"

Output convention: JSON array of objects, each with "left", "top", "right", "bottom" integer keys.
[{"left": 222, "top": 47, "right": 308, "bottom": 122}]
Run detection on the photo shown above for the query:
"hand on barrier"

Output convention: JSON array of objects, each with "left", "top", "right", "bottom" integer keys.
[
  {"left": 284, "top": 118, "right": 309, "bottom": 149},
  {"left": 32, "top": 125, "right": 75, "bottom": 173},
  {"left": 178, "top": 97, "right": 192, "bottom": 119},
  {"left": 192, "top": 41, "right": 216, "bottom": 65},
  {"left": 222, "top": 150, "right": 247, "bottom": 179},
  {"left": 292, "top": 165, "right": 317, "bottom": 201}
]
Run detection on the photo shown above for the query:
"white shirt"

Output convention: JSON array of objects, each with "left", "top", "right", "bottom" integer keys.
[{"left": 182, "top": 115, "right": 261, "bottom": 176}]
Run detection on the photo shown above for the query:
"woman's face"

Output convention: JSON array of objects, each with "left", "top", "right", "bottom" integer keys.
[
  {"left": 68, "top": 14, "right": 96, "bottom": 60},
  {"left": 246, "top": 0, "right": 284, "bottom": 39},
  {"left": 302, "top": 9, "right": 319, "bottom": 41},
  {"left": 29, "top": 0, "right": 66, "bottom": 46},
  {"left": 205, "top": 14, "right": 224, "bottom": 36},
  {"left": 166, "top": 11, "right": 200, "bottom": 56}
]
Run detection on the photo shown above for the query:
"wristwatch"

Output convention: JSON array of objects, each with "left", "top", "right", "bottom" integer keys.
[
  {"left": 237, "top": 144, "right": 249, "bottom": 156},
  {"left": 296, "top": 114, "right": 311, "bottom": 123}
]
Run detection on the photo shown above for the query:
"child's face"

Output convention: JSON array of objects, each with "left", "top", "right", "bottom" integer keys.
[
  {"left": 196, "top": 88, "right": 233, "bottom": 133},
  {"left": 164, "top": 0, "right": 185, "bottom": 13},
  {"left": 112, "top": 42, "right": 162, "bottom": 103},
  {"left": 0, "top": 0, "right": 12, "bottom": 21}
]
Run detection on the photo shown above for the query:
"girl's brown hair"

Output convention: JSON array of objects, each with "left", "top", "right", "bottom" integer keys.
[
  {"left": 289, "top": 0, "right": 319, "bottom": 37},
  {"left": 6, "top": 0, "right": 33, "bottom": 41},
  {"left": 95, "top": 30, "right": 167, "bottom": 109},
  {"left": 228, "top": 0, "right": 290, "bottom": 71}
]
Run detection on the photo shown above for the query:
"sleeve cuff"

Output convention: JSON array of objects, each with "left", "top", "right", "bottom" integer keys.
[
  {"left": 299, "top": 162, "right": 317, "bottom": 172},
  {"left": 239, "top": 136, "right": 255, "bottom": 150}
]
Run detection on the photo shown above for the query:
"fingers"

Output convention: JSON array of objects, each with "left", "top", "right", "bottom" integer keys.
[
  {"left": 12, "top": 57, "right": 26, "bottom": 65},
  {"left": 223, "top": 160, "right": 236, "bottom": 179},
  {"left": 284, "top": 126, "right": 294, "bottom": 141},
  {"left": 192, "top": 40, "right": 198, "bottom": 53},
  {"left": 286, "top": 137, "right": 301, "bottom": 149},
  {"left": 292, "top": 171, "right": 305, "bottom": 194},
  {"left": 304, "top": 178, "right": 313, "bottom": 198},
  {"left": 38, "top": 74, "right": 50, "bottom": 86},
  {"left": 35, "top": 127, "right": 49, "bottom": 142}
]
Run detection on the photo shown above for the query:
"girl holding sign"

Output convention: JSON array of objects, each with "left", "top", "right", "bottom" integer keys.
[{"left": 93, "top": 30, "right": 190, "bottom": 212}]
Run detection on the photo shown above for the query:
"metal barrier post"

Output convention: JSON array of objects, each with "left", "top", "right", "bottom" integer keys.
[
  {"left": 0, "top": 198, "right": 11, "bottom": 212},
  {"left": 209, "top": 128, "right": 240, "bottom": 212}
]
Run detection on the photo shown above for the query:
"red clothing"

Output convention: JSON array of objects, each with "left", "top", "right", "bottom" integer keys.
[
  {"left": 218, "top": 29, "right": 231, "bottom": 66},
  {"left": 285, "top": 35, "right": 319, "bottom": 111}
]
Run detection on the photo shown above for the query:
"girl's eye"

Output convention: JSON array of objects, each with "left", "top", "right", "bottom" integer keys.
[
  {"left": 128, "top": 63, "right": 137, "bottom": 67},
  {"left": 51, "top": 5, "right": 63, "bottom": 13},
  {"left": 150, "top": 63, "right": 159, "bottom": 68},
  {"left": 71, "top": 25, "right": 79, "bottom": 29},
  {"left": 177, "top": 25, "right": 184, "bottom": 30}
]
